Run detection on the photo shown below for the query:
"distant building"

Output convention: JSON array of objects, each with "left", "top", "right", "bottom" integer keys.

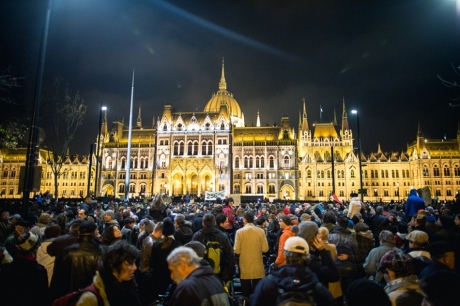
[{"left": 1, "top": 61, "right": 460, "bottom": 202}]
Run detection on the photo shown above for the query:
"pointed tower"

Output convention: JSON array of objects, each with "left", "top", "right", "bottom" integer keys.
[
  {"left": 256, "top": 110, "right": 260, "bottom": 127},
  {"left": 152, "top": 113, "right": 155, "bottom": 129},
  {"left": 341, "top": 97, "right": 349, "bottom": 131},
  {"left": 219, "top": 57, "right": 227, "bottom": 91},
  {"left": 333, "top": 108, "right": 338, "bottom": 126},
  {"left": 102, "top": 107, "right": 108, "bottom": 137},
  {"left": 417, "top": 122, "right": 424, "bottom": 152},
  {"left": 136, "top": 105, "right": 142, "bottom": 128},
  {"left": 302, "top": 97, "right": 309, "bottom": 132}
]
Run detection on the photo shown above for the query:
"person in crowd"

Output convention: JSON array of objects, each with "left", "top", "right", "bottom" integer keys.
[
  {"left": 419, "top": 240, "right": 456, "bottom": 278},
  {"left": 3, "top": 218, "right": 29, "bottom": 259},
  {"left": 292, "top": 220, "right": 340, "bottom": 287},
  {"left": 346, "top": 279, "right": 391, "bottom": 306},
  {"left": 318, "top": 226, "right": 342, "bottom": 303},
  {"left": 222, "top": 197, "right": 236, "bottom": 236},
  {"left": 363, "top": 230, "right": 397, "bottom": 283},
  {"left": 30, "top": 212, "right": 52, "bottom": 236},
  {"left": 166, "top": 246, "right": 230, "bottom": 306},
  {"left": 76, "top": 240, "right": 141, "bottom": 306},
  {"left": 347, "top": 192, "right": 362, "bottom": 219},
  {"left": 174, "top": 214, "right": 193, "bottom": 245},
  {"left": 419, "top": 270, "right": 460, "bottom": 306},
  {"left": 405, "top": 189, "right": 425, "bottom": 221},
  {"left": 274, "top": 215, "right": 295, "bottom": 267},
  {"left": 136, "top": 218, "right": 153, "bottom": 249},
  {"left": 47, "top": 218, "right": 83, "bottom": 257},
  {"left": 0, "top": 232, "right": 50, "bottom": 306},
  {"left": 252, "top": 236, "right": 334, "bottom": 306},
  {"left": 371, "top": 206, "right": 387, "bottom": 246},
  {"left": 216, "top": 213, "right": 233, "bottom": 245},
  {"left": 192, "top": 213, "right": 235, "bottom": 282},
  {"left": 378, "top": 250, "right": 423, "bottom": 306},
  {"left": 36, "top": 224, "right": 61, "bottom": 286},
  {"left": 321, "top": 211, "right": 337, "bottom": 233},
  {"left": 50, "top": 220, "right": 103, "bottom": 299},
  {"left": 411, "top": 213, "right": 439, "bottom": 244},
  {"left": 404, "top": 230, "right": 431, "bottom": 276},
  {"left": 149, "top": 219, "right": 182, "bottom": 300},
  {"left": 101, "top": 209, "right": 119, "bottom": 233},
  {"left": 101, "top": 224, "right": 122, "bottom": 246},
  {"left": 266, "top": 212, "right": 281, "bottom": 254},
  {"left": 77, "top": 208, "right": 95, "bottom": 222},
  {"left": 138, "top": 220, "right": 158, "bottom": 305},
  {"left": 121, "top": 216, "right": 138, "bottom": 246},
  {"left": 234, "top": 211, "right": 269, "bottom": 299},
  {"left": 0, "top": 211, "right": 12, "bottom": 244},
  {"left": 354, "top": 221, "right": 374, "bottom": 277}
]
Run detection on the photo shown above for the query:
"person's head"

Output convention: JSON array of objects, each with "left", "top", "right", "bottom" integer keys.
[
  {"left": 38, "top": 213, "right": 52, "bottom": 225},
  {"left": 79, "top": 220, "right": 97, "bottom": 238},
  {"left": 243, "top": 211, "right": 254, "bottom": 224},
  {"left": 284, "top": 236, "right": 309, "bottom": 266},
  {"left": 215, "top": 213, "right": 228, "bottom": 228},
  {"left": 379, "top": 230, "right": 396, "bottom": 245},
  {"left": 414, "top": 214, "right": 427, "bottom": 227},
  {"left": 395, "top": 290, "right": 424, "bottom": 306},
  {"left": 174, "top": 214, "right": 185, "bottom": 227},
  {"left": 15, "top": 220, "right": 30, "bottom": 235},
  {"left": 102, "top": 225, "right": 121, "bottom": 245},
  {"left": 202, "top": 214, "right": 216, "bottom": 227},
  {"left": 454, "top": 213, "right": 460, "bottom": 227},
  {"left": 162, "top": 220, "right": 176, "bottom": 237},
  {"left": 292, "top": 221, "right": 319, "bottom": 245},
  {"left": 143, "top": 220, "right": 155, "bottom": 235},
  {"left": 78, "top": 208, "right": 89, "bottom": 219},
  {"left": 167, "top": 246, "right": 201, "bottom": 284},
  {"left": 68, "top": 218, "right": 84, "bottom": 234},
  {"left": 184, "top": 241, "right": 206, "bottom": 259},
  {"left": 16, "top": 232, "right": 39, "bottom": 253},
  {"left": 378, "top": 250, "right": 413, "bottom": 281},
  {"left": 427, "top": 241, "right": 456, "bottom": 269},
  {"left": 323, "top": 210, "right": 337, "bottom": 224},
  {"left": 104, "top": 210, "right": 115, "bottom": 222},
  {"left": 103, "top": 240, "right": 139, "bottom": 282},
  {"left": 406, "top": 230, "right": 429, "bottom": 248},
  {"left": 337, "top": 216, "right": 349, "bottom": 228},
  {"left": 84, "top": 196, "right": 92, "bottom": 204},
  {"left": 280, "top": 215, "right": 292, "bottom": 229},
  {"left": 317, "top": 226, "right": 330, "bottom": 242},
  {"left": 420, "top": 270, "right": 460, "bottom": 306},
  {"left": 44, "top": 224, "right": 61, "bottom": 239},
  {"left": 153, "top": 221, "right": 163, "bottom": 238},
  {"left": 346, "top": 279, "right": 391, "bottom": 306},
  {"left": 1, "top": 211, "right": 9, "bottom": 221},
  {"left": 123, "top": 217, "right": 135, "bottom": 229},
  {"left": 224, "top": 197, "right": 234, "bottom": 207}
]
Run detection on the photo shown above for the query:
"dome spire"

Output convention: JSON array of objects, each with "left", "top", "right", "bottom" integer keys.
[
  {"left": 219, "top": 57, "right": 227, "bottom": 91},
  {"left": 257, "top": 110, "right": 260, "bottom": 127}
]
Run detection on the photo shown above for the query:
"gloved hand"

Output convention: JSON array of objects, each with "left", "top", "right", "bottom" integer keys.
[{"left": 270, "top": 262, "right": 278, "bottom": 272}]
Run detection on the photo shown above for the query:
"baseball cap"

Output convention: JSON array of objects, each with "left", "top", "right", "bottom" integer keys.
[
  {"left": 284, "top": 236, "right": 309, "bottom": 255},
  {"left": 378, "top": 250, "right": 412, "bottom": 272}
]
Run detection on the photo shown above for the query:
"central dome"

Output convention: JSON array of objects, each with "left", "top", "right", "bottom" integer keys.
[{"left": 203, "top": 60, "right": 243, "bottom": 119}]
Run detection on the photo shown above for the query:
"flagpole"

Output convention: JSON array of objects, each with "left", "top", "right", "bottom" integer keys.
[{"left": 125, "top": 69, "right": 135, "bottom": 202}]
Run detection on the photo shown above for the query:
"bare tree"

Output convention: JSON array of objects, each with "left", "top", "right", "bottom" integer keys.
[
  {"left": 0, "top": 66, "right": 27, "bottom": 148},
  {"left": 438, "top": 62, "right": 460, "bottom": 107},
  {"left": 42, "top": 76, "right": 87, "bottom": 199}
]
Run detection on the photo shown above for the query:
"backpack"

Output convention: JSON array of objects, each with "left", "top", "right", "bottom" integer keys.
[
  {"left": 52, "top": 284, "right": 103, "bottom": 306},
  {"left": 275, "top": 282, "right": 320, "bottom": 306},
  {"left": 203, "top": 232, "right": 222, "bottom": 275}
]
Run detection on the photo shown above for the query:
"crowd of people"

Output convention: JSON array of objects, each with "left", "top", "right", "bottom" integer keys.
[{"left": 0, "top": 191, "right": 459, "bottom": 306}]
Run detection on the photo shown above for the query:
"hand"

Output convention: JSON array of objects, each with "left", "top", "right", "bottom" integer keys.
[
  {"left": 338, "top": 254, "right": 349, "bottom": 261},
  {"left": 311, "top": 234, "right": 325, "bottom": 251},
  {"left": 270, "top": 263, "right": 278, "bottom": 271}
]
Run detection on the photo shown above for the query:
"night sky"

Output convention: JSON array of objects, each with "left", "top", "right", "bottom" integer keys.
[{"left": 1, "top": 0, "right": 460, "bottom": 155}]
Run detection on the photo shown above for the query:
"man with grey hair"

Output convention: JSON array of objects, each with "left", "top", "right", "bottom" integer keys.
[
  {"left": 363, "top": 230, "right": 397, "bottom": 283},
  {"left": 167, "top": 246, "right": 230, "bottom": 306}
]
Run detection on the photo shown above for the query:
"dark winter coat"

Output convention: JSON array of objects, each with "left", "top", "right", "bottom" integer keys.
[{"left": 252, "top": 265, "right": 334, "bottom": 306}]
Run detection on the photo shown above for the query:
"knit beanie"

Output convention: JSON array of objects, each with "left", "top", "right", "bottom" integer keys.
[
  {"left": 162, "top": 220, "right": 175, "bottom": 236},
  {"left": 291, "top": 221, "right": 318, "bottom": 242}
]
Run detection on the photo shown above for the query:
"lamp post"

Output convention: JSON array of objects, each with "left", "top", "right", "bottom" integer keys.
[
  {"left": 94, "top": 103, "right": 107, "bottom": 198},
  {"left": 351, "top": 109, "right": 364, "bottom": 202},
  {"left": 374, "top": 188, "right": 377, "bottom": 202},
  {"left": 396, "top": 182, "right": 400, "bottom": 202}
]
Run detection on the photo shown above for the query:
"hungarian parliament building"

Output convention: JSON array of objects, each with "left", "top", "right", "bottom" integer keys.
[{"left": 1, "top": 62, "right": 460, "bottom": 203}]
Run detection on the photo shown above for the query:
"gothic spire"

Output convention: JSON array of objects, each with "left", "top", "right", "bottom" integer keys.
[
  {"left": 136, "top": 105, "right": 142, "bottom": 128},
  {"left": 302, "top": 97, "right": 309, "bottom": 131},
  {"left": 333, "top": 108, "right": 338, "bottom": 126},
  {"left": 219, "top": 57, "right": 227, "bottom": 91},
  {"left": 341, "top": 97, "right": 349, "bottom": 131},
  {"left": 256, "top": 110, "right": 260, "bottom": 127}
]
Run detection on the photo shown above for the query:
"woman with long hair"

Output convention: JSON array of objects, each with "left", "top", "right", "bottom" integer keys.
[
  {"left": 101, "top": 224, "right": 122, "bottom": 246},
  {"left": 76, "top": 240, "right": 141, "bottom": 306}
]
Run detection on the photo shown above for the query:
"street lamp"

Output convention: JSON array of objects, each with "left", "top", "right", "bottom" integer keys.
[
  {"left": 351, "top": 109, "right": 364, "bottom": 202},
  {"left": 94, "top": 103, "right": 107, "bottom": 198},
  {"left": 374, "top": 188, "right": 377, "bottom": 202},
  {"left": 396, "top": 182, "right": 400, "bottom": 202}
]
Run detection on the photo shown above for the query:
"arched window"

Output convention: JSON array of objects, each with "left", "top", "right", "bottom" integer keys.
[
  {"left": 269, "top": 156, "right": 275, "bottom": 168},
  {"left": 350, "top": 169, "right": 355, "bottom": 178},
  {"left": 244, "top": 157, "right": 249, "bottom": 168},
  {"left": 327, "top": 170, "right": 331, "bottom": 179},
  {"left": 245, "top": 184, "right": 252, "bottom": 194},
  {"left": 307, "top": 170, "right": 312, "bottom": 178},
  {"left": 118, "top": 184, "right": 125, "bottom": 193},
  {"left": 455, "top": 165, "right": 460, "bottom": 177},
  {"left": 257, "top": 185, "right": 264, "bottom": 194},
  {"left": 179, "top": 142, "right": 184, "bottom": 155},
  {"left": 193, "top": 141, "right": 198, "bottom": 155},
  {"left": 284, "top": 156, "right": 290, "bottom": 168},
  {"left": 121, "top": 158, "right": 126, "bottom": 169},
  {"left": 174, "top": 142, "right": 179, "bottom": 155},
  {"left": 260, "top": 157, "right": 265, "bottom": 168},
  {"left": 433, "top": 165, "right": 440, "bottom": 177},
  {"left": 444, "top": 165, "right": 451, "bottom": 176},
  {"left": 235, "top": 157, "right": 240, "bottom": 168},
  {"left": 256, "top": 157, "right": 260, "bottom": 168},
  {"left": 202, "top": 141, "right": 207, "bottom": 155}
]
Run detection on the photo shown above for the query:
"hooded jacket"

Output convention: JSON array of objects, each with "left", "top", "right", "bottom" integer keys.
[
  {"left": 405, "top": 189, "right": 425, "bottom": 218},
  {"left": 174, "top": 224, "right": 193, "bottom": 245},
  {"left": 252, "top": 265, "right": 334, "bottom": 306}
]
